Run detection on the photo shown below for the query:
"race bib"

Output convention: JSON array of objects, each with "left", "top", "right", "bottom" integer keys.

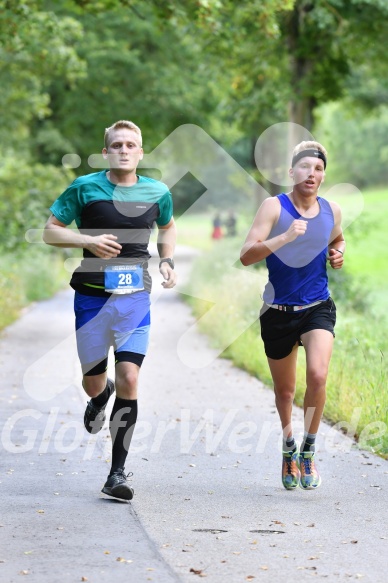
[{"left": 104, "top": 264, "right": 144, "bottom": 294}]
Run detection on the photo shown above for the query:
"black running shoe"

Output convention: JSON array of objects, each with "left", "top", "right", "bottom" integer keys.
[
  {"left": 101, "top": 469, "right": 134, "bottom": 500},
  {"left": 84, "top": 378, "right": 115, "bottom": 434}
]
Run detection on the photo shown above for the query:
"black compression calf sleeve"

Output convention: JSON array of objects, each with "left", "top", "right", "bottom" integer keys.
[{"left": 109, "top": 397, "right": 138, "bottom": 473}]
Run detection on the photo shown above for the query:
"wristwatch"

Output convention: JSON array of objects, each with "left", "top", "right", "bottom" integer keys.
[{"left": 159, "top": 258, "right": 175, "bottom": 269}]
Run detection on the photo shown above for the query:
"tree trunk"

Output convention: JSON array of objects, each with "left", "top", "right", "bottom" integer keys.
[{"left": 285, "top": 1, "right": 317, "bottom": 134}]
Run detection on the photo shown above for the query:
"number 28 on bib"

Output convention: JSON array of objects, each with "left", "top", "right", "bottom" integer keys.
[{"left": 104, "top": 264, "right": 144, "bottom": 294}]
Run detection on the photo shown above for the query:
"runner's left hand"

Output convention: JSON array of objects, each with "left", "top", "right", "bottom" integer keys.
[
  {"left": 327, "top": 248, "right": 344, "bottom": 269},
  {"left": 159, "top": 264, "right": 177, "bottom": 288}
]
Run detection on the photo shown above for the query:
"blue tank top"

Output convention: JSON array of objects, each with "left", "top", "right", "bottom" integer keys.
[{"left": 262, "top": 194, "right": 334, "bottom": 305}]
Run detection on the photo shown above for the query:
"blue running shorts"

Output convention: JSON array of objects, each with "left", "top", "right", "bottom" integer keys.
[{"left": 74, "top": 291, "right": 151, "bottom": 375}]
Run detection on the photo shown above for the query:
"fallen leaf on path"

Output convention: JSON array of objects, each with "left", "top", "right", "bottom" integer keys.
[
  {"left": 19, "top": 571, "right": 29, "bottom": 575},
  {"left": 260, "top": 565, "right": 268, "bottom": 570},
  {"left": 246, "top": 577, "right": 255, "bottom": 581},
  {"left": 81, "top": 578, "right": 88, "bottom": 582},
  {"left": 104, "top": 550, "right": 110, "bottom": 554},
  {"left": 190, "top": 567, "right": 206, "bottom": 576},
  {"left": 37, "top": 510, "right": 45, "bottom": 514}
]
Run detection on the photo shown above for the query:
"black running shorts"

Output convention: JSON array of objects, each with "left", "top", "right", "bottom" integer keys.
[{"left": 259, "top": 297, "right": 336, "bottom": 360}]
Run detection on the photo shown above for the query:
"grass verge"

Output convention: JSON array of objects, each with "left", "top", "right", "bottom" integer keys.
[{"left": 0, "top": 248, "right": 69, "bottom": 330}]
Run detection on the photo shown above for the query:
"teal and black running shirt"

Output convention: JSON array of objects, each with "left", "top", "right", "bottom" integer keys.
[{"left": 50, "top": 170, "right": 173, "bottom": 295}]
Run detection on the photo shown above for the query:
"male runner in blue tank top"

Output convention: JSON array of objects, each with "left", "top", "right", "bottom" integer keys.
[
  {"left": 240, "top": 141, "right": 345, "bottom": 490},
  {"left": 44, "top": 120, "right": 177, "bottom": 500}
]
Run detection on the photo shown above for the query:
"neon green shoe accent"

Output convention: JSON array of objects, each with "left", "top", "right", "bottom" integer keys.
[
  {"left": 299, "top": 451, "right": 322, "bottom": 489},
  {"left": 282, "top": 448, "right": 300, "bottom": 490}
]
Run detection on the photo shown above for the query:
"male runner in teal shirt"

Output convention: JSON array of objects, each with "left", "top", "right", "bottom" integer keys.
[{"left": 44, "top": 120, "right": 177, "bottom": 500}]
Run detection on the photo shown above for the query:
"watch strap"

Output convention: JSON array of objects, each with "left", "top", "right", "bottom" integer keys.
[{"left": 159, "top": 258, "right": 174, "bottom": 269}]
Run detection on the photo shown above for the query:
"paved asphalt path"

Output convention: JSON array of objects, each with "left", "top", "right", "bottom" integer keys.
[{"left": 1, "top": 246, "right": 387, "bottom": 583}]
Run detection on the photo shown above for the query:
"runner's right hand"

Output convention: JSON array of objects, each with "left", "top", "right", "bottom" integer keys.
[
  {"left": 85, "top": 234, "right": 122, "bottom": 259},
  {"left": 285, "top": 219, "right": 307, "bottom": 242}
]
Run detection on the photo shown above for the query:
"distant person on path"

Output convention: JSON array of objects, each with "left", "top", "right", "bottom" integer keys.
[
  {"left": 240, "top": 141, "right": 345, "bottom": 490},
  {"left": 211, "top": 213, "right": 223, "bottom": 239},
  {"left": 225, "top": 210, "right": 237, "bottom": 237},
  {"left": 44, "top": 120, "right": 177, "bottom": 500}
]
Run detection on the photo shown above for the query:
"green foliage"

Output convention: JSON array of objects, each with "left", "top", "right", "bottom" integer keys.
[
  {"left": 0, "top": 0, "right": 85, "bottom": 138},
  {"left": 32, "top": 4, "right": 218, "bottom": 171},
  {"left": 144, "top": 0, "right": 388, "bottom": 130},
  {"left": 0, "top": 155, "right": 74, "bottom": 250},
  {"left": 0, "top": 248, "right": 69, "bottom": 329},
  {"left": 316, "top": 102, "right": 388, "bottom": 188}
]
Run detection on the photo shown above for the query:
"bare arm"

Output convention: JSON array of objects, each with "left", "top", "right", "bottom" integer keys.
[
  {"left": 157, "top": 217, "right": 177, "bottom": 288},
  {"left": 43, "top": 214, "right": 122, "bottom": 259},
  {"left": 327, "top": 201, "right": 345, "bottom": 270},
  {"left": 240, "top": 197, "right": 308, "bottom": 266}
]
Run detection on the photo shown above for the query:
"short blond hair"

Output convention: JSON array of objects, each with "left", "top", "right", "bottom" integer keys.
[
  {"left": 104, "top": 120, "right": 142, "bottom": 148},
  {"left": 292, "top": 140, "right": 327, "bottom": 161}
]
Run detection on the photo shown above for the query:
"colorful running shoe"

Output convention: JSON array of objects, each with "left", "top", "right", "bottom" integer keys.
[
  {"left": 299, "top": 451, "right": 321, "bottom": 489},
  {"left": 282, "top": 448, "right": 300, "bottom": 490}
]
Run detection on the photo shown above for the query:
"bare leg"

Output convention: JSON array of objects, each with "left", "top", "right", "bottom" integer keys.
[
  {"left": 267, "top": 342, "right": 299, "bottom": 440},
  {"left": 300, "top": 328, "right": 334, "bottom": 435},
  {"left": 114, "top": 361, "right": 140, "bottom": 399},
  {"left": 82, "top": 372, "right": 107, "bottom": 398}
]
